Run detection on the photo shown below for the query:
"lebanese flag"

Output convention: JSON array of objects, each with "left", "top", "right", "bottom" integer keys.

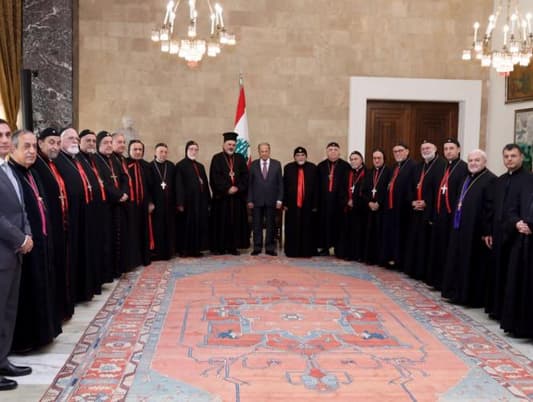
[{"left": 234, "top": 83, "right": 251, "bottom": 165}]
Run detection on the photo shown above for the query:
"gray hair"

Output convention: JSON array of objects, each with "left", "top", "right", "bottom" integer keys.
[
  {"left": 11, "top": 129, "right": 35, "bottom": 148},
  {"left": 467, "top": 148, "right": 487, "bottom": 161},
  {"left": 60, "top": 127, "right": 78, "bottom": 138},
  {"left": 257, "top": 142, "right": 271, "bottom": 151}
]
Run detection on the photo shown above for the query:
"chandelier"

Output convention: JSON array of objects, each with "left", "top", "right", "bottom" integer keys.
[
  {"left": 151, "top": 0, "right": 236, "bottom": 68},
  {"left": 462, "top": 0, "right": 533, "bottom": 75}
]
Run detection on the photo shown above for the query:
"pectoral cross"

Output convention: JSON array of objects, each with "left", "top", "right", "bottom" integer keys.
[
  {"left": 110, "top": 174, "right": 117, "bottom": 181},
  {"left": 371, "top": 188, "right": 377, "bottom": 197},
  {"left": 457, "top": 201, "right": 462, "bottom": 210},
  {"left": 87, "top": 184, "right": 92, "bottom": 191},
  {"left": 441, "top": 185, "right": 447, "bottom": 195},
  {"left": 350, "top": 185, "right": 355, "bottom": 193},
  {"left": 161, "top": 181, "right": 167, "bottom": 190}
]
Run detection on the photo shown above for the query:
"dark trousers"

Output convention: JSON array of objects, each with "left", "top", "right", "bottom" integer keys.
[
  {"left": 252, "top": 206, "right": 276, "bottom": 252},
  {"left": 0, "top": 265, "right": 21, "bottom": 364}
]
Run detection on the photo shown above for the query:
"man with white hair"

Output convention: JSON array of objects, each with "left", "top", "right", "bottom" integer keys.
[
  {"left": 54, "top": 128, "right": 96, "bottom": 303},
  {"left": 442, "top": 149, "right": 496, "bottom": 307}
]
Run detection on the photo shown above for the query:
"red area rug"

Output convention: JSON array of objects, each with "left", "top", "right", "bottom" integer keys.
[{"left": 40, "top": 257, "right": 533, "bottom": 401}]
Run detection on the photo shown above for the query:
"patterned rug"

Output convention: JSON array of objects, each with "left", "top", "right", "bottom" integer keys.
[{"left": 40, "top": 256, "right": 533, "bottom": 401}]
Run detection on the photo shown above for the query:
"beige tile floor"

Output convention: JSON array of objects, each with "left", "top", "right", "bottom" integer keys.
[{"left": 2, "top": 269, "right": 533, "bottom": 401}]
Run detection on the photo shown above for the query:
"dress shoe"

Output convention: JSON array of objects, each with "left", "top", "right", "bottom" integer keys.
[
  {"left": 251, "top": 250, "right": 261, "bottom": 256},
  {"left": 229, "top": 249, "right": 240, "bottom": 256},
  {"left": 266, "top": 250, "right": 278, "bottom": 256},
  {"left": 0, "top": 362, "right": 32, "bottom": 377},
  {"left": 0, "top": 377, "right": 17, "bottom": 391}
]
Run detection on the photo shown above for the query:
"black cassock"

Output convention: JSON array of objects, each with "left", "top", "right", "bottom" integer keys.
[
  {"left": 33, "top": 154, "right": 73, "bottom": 320},
  {"left": 127, "top": 158, "right": 151, "bottom": 267},
  {"left": 55, "top": 151, "right": 94, "bottom": 302},
  {"left": 283, "top": 161, "right": 318, "bottom": 258},
  {"left": 10, "top": 161, "right": 61, "bottom": 351},
  {"left": 382, "top": 158, "right": 417, "bottom": 270},
  {"left": 94, "top": 152, "right": 129, "bottom": 276},
  {"left": 316, "top": 159, "right": 351, "bottom": 252},
  {"left": 442, "top": 168, "right": 496, "bottom": 306},
  {"left": 484, "top": 167, "right": 530, "bottom": 320},
  {"left": 336, "top": 166, "right": 368, "bottom": 261},
  {"left": 149, "top": 159, "right": 176, "bottom": 260},
  {"left": 175, "top": 157, "right": 210, "bottom": 256},
  {"left": 501, "top": 174, "right": 533, "bottom": 337},
  {"left": 78, "top": 151, "right": 114, "bottom": 283},
  {"left": 209, "top": 152, "right": 250, "bottom": 253},
  {"left": 363, "top": 165, "right": 392, "bottom": 265},
  {"left": 77, "top": 152, "right": 109, "bottom": 294},
  {"left": 426, "top": 158, "right": 468, "bottom": 290},
  {"left": 404, "top": 156, "right": 447, "bottom": 279}
]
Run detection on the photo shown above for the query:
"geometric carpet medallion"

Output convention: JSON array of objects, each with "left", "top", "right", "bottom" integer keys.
[{"left": 40, "top": 257, "right": 533, "bottom": 401}]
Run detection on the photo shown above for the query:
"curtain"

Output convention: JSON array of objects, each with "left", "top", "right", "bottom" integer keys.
[{"left": 0, "top": 0, "right": 22, "bottom": 129}]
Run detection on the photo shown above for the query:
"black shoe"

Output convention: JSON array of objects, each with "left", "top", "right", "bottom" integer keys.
[
  {"left": 0, "top": 362, "right": 32, "bottom": 377},
  {"left": 266, "top": 250, "right": 277, "bottom": 256},
  {"left": 0, "top": 377, "right": 17, "bottom": 391},
  {"left": 317, "top": 249, "right": 329, "bottom": 256},
  {"left": 229, "top": 249, "right": 240, "bottom": 256},
  {"left": 251, "top": 250, "right": 261, "bottom": 256}
]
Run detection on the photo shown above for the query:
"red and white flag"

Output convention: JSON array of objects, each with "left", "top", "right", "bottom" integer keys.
[{"left": 234, "top": 76, "right": 251, "bottom": 165}]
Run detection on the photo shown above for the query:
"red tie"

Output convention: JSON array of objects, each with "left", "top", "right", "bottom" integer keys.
[
  {"left": 27, "top": 172, "right": 47, "bottom": 236},
  {"left": 297, "top": 167, "right": 305, "bottom": 208},
  {"left": 388, "top": 165, "right": 400, "bottom": 209}
]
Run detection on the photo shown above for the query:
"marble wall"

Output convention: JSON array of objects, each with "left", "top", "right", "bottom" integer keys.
[
  {"left": 23, "top": 0, "right": 75, "bottom": 131},
  {"left": 78, "top": 0, "right": 490, "bottom": 166}
]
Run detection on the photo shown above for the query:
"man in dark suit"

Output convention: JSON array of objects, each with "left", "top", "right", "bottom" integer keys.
[
  {"left": 0, "top": 120, "right": 33, "bottom": 391},
  {"left": 248, "top": 143, "right": 283, "bottom": 256}
]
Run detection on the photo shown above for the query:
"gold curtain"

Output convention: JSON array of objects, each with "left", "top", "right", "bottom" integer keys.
[{"left": 0, "top": 0, "right": 22, "bottom": 129}]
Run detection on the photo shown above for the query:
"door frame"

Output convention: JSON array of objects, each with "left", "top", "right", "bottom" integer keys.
[{"left": 348, "top": 77, "right": 482, "bottom": 159}]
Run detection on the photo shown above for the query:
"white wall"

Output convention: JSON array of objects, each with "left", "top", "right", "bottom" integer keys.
[{"left": 486, "top": 0, "right": 533, "bottom": 175}]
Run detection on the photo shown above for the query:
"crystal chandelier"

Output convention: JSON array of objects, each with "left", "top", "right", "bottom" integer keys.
[
  {"left": 462, "top": 0, "right": 533, "bottom": 76},
  {"left": 151, "top": 0, "right": 236, "bottom": 68}
]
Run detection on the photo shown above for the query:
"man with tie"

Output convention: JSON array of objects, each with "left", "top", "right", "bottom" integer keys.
[
  {"left": 248, "top": 143, "right": 283, "bottom": 256},
  {"left": 0, "top": 119, "right": 33, "bottom": 391}
]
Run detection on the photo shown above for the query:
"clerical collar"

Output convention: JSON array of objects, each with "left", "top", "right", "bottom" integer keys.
[
  {"left": 470, "top": 167, "right": 486, "bottom": 178},
  {"left": 447, "top": 157, "right": 459, "bottom": 165},
  {"left": 508, "top": 166, "right": 524, "bottom": 175},
  {"left": 424, "top": 155, "right": 436, "bottom": 165},
  {"left": 155, "top": 159, "right": 165, "bottom": 164}
]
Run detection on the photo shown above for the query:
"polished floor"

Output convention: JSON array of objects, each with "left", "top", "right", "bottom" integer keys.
[{"left": 3, "top": 260, "right": 533, "bottom": 401}]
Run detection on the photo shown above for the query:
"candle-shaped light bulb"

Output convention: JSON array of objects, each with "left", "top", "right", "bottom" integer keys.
[
  {"left": 210, "top": 13, "right": 215, "bottom": 35},
  {"left": 527, "top": 13, "right": 532, "bottom": 34},
  {"left": 504, "top": 24, "right": 509, "bottom": 46},
  {"left": 511, "top": 14, "right": 518, "bottom": 34},
  {"left": 487, "top": 14, "right": 495, "bottom": 35},
  {"left": 473, "top": 22, "right": 480, "bottom": 42}
]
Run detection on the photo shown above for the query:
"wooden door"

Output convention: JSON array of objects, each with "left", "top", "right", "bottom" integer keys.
[{"left": 365, "top": 101, "right": 459, "bottom": 165}]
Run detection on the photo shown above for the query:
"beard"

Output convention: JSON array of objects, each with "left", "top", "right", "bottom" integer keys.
[{"left": 67, "top": 144, "right": 79, "bottom": 155}]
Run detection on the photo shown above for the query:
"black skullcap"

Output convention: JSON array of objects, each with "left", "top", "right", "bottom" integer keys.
[
  {"left": 223, "top": 132, "right": 238, "bottom": 142},
  {"left": 79, "top": 129, "right": 95, "bottom": 139},
  {"left": 38, "top": 127, "right": 59, "bottom": 139},
  {"left": 185, "top": 140, "right": 198, "bottom": 156},
  {"left": 293, "top": 146, "right": 307, "bottom": 156},
  {"left": 443, "top": 138, "right": 461, "bottom": 147},
  {"left": 326, "top": 142, "right": 340, "bottom": 148},
  {"left": 96, "top": 130, "right": 112, "bottom": 148}
]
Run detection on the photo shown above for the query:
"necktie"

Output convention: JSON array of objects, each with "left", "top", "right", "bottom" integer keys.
[
  {"left": 2, "top": 162, "right": 22, "bottom": 203},
  {"left": 27, "top": 172, "right": 47, "bottom": 236},
  {"left": 262, "top": 161, "right": 268, "bottom": 179},
  {"left": 297, "top": 167, "right": 305, "bottom": 208}
]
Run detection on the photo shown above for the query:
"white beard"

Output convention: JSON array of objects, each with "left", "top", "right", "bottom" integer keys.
[{"left": 68, "top": 145, "right": 79, "bottom": 155}]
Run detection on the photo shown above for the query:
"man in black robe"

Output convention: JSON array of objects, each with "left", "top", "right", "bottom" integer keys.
[
  {"left": 149, "top": 143, "right": 176, "bottom": 260},
  {"left": 112, "top": 132, "right": 139, "bottom": 271},
  {"left": 283, "top": 147, "right": 318, "bottom": 258},
  {"left": 209, "top": 132, "right": 250, "bottom": 255},
  {"left": 336, "top": 151, "right": 367, "bottom": 261},
  {"left": 9, "top": 130, "right": 61, "bottom": 351},
  {"left": 442, "top": 149, "right": 496, "bottom": 306},
  {"left": 483, "top": 144, "right": 529, "bottom": 320},
  {"left": 55, "top": 128, "right": 94, "bottom": 302},
  {"left": 175, "top": 141, "right": 210, "bottom": 257},
  {"left": 79, "top": 129, "right": 113, "bottom": 286},
  {"left": 94, "top": 131, "right": 130, "bottom": 276},
  {"left": 382, "top": 143, "right": 416, "bottom": 270},
  {"left": 127, "top": 140, "right": 152, "bottom": 266},
  {"left": 363, "top": 149, "right": 391, "bottom": 265},
  {"left": 316, "top": 142, "right": 351, "bottom": 256},
  {"left": 500, "top": 173, "right": 533, "bottom": 337},
  {"left": 426, "top": 139, "right": 468, "bottom": 290},
  {"left": 34, "top": 127, "right": 73, "bottom": 320},
  {"left": 404, "top": 142, "right": 446, "bottom": 279}
]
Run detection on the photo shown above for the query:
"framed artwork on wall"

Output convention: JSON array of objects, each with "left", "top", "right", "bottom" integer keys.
[
  {"left": 506, "top": 64, "right": 533, "bottom": 103},
  {"left": 514, "top": 108, "right": 533, "bottom": 171}
]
